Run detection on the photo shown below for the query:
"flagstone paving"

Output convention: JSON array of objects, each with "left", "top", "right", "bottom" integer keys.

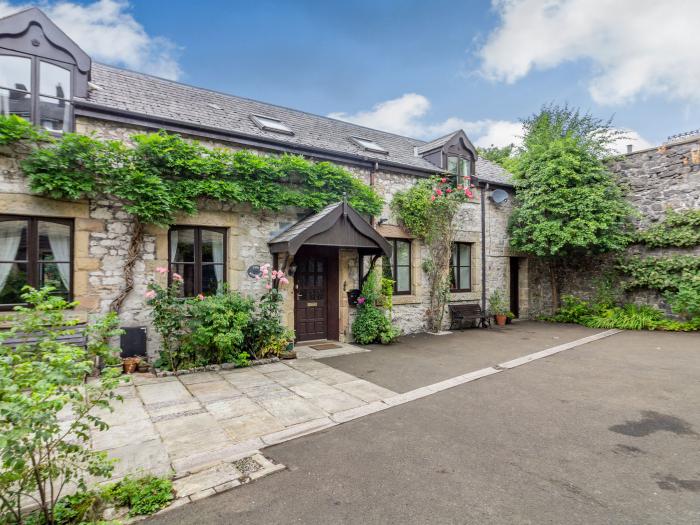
[{"left": 90, "top": 353, "right": 398, "bottom": 482}]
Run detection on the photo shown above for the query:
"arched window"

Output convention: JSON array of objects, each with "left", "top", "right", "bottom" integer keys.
[{"left": 0, "top": 54, "right": 73, "bottom": 132}]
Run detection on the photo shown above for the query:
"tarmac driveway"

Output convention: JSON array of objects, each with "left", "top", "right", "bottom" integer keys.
[{"left": 147, "top": 324, "right": 700, "bottom": 524}]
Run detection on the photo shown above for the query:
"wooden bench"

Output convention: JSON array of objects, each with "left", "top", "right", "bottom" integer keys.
[
  {"left": 0, "top": 323, "right": 88, "bottom": 349},
  {"left": 448, "top": 304, "right": 489, "bottom": 330}
]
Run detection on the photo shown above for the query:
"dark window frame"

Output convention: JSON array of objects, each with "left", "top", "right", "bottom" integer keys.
[
  {"left": 385, "top": 238, "right": 412, "bottom": 296},
  {"left": 446, "top": 154, "right": 473, "bottom": 180},
  {"left": 168, "top": 226, "right": 227, "bottom": 297},
  {"left": 450, "top": 242, "right": 472, "bottom": 292},
  {"left": 0, "top": 214, "right": 74, "bottom": 310},
  {"left": 0, "top": 50, "right": 74, "bottom": 133}
]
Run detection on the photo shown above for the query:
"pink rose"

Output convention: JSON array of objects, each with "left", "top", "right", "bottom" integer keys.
[
  {"left": 145, "top": 290, "right": 156, "bottom": 300},
  {"left": 436, "top": 189, "right": 443, "bottom": 196},
  {"left": 265, "top": 284, "right": 272, "bottom": 290},
  {"left": 156, "top": 267, "right": 168, "bottom": 274},
  {"left": 271, "top": 270, "right": 278, "bottom": 278},
  {"left": 197, "top": 293, "right": 205, "bottom": 300},
  {"left": 261, "top": 263, "right": 270, "bottom": 269},
  {"left": 457, "top": 185, "right": 463, "bottom": 190},
  {"left": 277, "top": 270, "right": 285, "bottom": 278},
  {"left": 357, "top": 296, "right": 366, "bottom": 305},
  {"left": 430, "top": 195, "right": 436, "bottom": 202},
  {"left": 255, "top": 275, "right": 261, "bottom": 280},
  {"left": 279, "top": 277, "right": 289, "bottom": 285},
  {"left": 441, "top": 177, "right": 447, "bottom": 183},
  {"left": 172, "top": 273, "right": 183, "bottom": 282},
  {"left": 446, "top": 188, "right": 452, "bottom": 193},
  {"left": 261, "top": 268, "right": 268, "bottom": 277}
]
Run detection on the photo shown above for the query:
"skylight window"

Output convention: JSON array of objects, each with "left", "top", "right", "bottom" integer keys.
[
  {"left": 351, "top": 137, "right": 388, "bottom": 154},
  {"left": 251, "top": 114, "right": 293, "bottom": 135},
  {"left": 206, "top": 102, "right": 222, "bottom": 110}
]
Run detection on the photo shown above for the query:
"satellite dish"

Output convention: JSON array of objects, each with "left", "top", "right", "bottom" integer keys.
[
  {"left": 247, "top": 265, "right": 261, "bottom": 279},
  {"left": 490, "top": 189, "right": 509, "bottom": 205}
]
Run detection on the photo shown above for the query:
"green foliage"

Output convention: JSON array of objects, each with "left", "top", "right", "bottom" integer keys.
[
  {"left": 392, "top": 177, "right": 474, "bottom": 331},
  {"left": 102, "top": 475, "right": 173, "bottom": 517},
  {"left": 352, "top": 269, "right": 399, "bottom": 345},
  {"left": 665, "top": 272, "right": 700, "bottom": 320},
  {"left": 617, "top": 255, "right": 700, "bottom": 293},
  {"left": 0, "top": 287, "right": 125, "bottom": 525},
  {"left": 380, "top": 277, "right": 394, "bottom": 311},
  {"left": 14, "top": 124, "right": 383, "bottom": 227},
  {"left": 635, "top": 209, "right": 700, "bottom": 248},
  {"left": 234, "top": 351, "right": 251, "bottom": 368},
  {"left": 550, "top": 294, "right": 699, "bottom": 331},
  {"left": 487, "top": 290, "right": 510, "bottom": 316},
  {"left": 0, "top": 114, "right": 47, "bottom": 145},
  {"left": 146, "top": 277, "right": 189, "bottom": 371},
  {"left": 477, "top": 144, "right": 519, "bottom": 172},
  {"left": 184, "top": 291, "right": 254, "bottom": 365}
]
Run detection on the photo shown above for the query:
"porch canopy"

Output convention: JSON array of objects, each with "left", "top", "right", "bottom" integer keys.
[{"left": 268, "top": 201, "right": 392, "bottom": 258}]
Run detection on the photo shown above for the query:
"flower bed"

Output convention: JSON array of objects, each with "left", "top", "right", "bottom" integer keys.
[{"left": 154, "top": 356, "right": 282, "bottom": 377}]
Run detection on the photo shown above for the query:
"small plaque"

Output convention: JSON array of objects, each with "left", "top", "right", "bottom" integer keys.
[{"left": 306, "top": 302, "right": 318, "bottom": 307}]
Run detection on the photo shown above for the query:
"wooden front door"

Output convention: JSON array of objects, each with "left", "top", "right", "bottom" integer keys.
[{"left": 294, "top": 256, "right": 328, "bottom": 341}]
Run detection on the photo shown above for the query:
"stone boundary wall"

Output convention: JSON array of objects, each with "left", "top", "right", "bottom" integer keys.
[{"left": 527, "top": 137, "right": 700, "bottom": 316}]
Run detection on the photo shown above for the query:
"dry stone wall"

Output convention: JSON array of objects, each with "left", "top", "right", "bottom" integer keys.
[{"left": 527, "top": 137, "right": 700, "bottom": 316}]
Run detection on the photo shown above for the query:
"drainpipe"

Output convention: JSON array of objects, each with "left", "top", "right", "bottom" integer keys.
[
  {"left": 370, "top": 161, "right": 379, "bottom": 226},
  {"left": 480, "top": 182, "right": 488, "bottom": 314}
]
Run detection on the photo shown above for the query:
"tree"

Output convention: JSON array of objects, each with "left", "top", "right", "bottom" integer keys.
[
  {"left": 0, "top": 287, "right": 124, "bottom": 524},
  {"left": 508, "top": 105, "right": 633, "bottom": 310},
  {"left": 477, "top": 144, "right": 519, "bottom": 172}
]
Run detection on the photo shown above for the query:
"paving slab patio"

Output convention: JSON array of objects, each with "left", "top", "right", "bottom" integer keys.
[{"left": 89, "top": 354, "right": 397, "bottom": 483}]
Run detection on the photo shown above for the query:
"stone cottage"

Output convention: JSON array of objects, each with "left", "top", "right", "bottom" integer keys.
[{"left": 0, "top": 8, "right": 522, "bottom": 355}]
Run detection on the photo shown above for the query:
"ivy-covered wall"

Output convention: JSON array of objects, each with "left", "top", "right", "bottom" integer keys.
[{"left": 527, "top": 136, "right": 700, "bottom": 316}]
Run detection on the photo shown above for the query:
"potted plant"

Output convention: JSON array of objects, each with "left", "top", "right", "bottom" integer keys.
[{"left": 489, "top": 290, "right": 510, "bottom": 327}]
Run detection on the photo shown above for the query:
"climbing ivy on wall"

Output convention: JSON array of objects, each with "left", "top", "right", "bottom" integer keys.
[
  {"left": 0, "top": 115, "right": 382, "bottom": 312},
  {"left": 634, "top": 209, "right": 700, "bottom": 248}
]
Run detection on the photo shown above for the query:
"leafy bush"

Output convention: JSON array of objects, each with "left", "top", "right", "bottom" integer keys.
[
  {"left": 352, "top": 270, "right": 399, "bottom": 344},
  {"left": 102, "top": 475, "right": 173, "bottom": 517},
  {"left": 635, "top": 209, "right": 700, "bottom": 248},
  {"left": 665, "top": 272, "right": 700, "bottom": 320},
  {"left": 0, "top": 287, "right": 124, "bottom": 525},
  {"left": 0, "top": 114, "right": 46, "bottom": 145},
  {"left": 488, "top": 290, "right": 511, "bottom": 316},
  {"left": 584, "top": 304, "right": 666, "bottom": 330},
  {"left": 184, "top": 290, "right": 254, "bottom": 365}
]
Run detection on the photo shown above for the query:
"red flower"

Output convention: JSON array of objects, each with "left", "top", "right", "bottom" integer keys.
[
  {"left": 436, "top": 189, "right": 443, "bottom": 196},
  {"left": 457, "top": 185, "right": 463, "bottom": 190},
  {"left": 446, "top": 188, "right": 452, "bottom": 193},
  {"left": 441, "top": 177, "right": 447, "bottom": 183},
  {"left": 430, "top": 195, "right": 436, "bottom": 201}
]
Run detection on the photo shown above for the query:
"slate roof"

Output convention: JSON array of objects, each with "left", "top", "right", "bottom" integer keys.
[
  {"left": 77, "top": 63, "right": 513, "bottom": 186},
  {"left": 416, "top": 131, "right": 460, "bottom": 155},
  {"left": 269, "top": 202, "right": 342, "bottom": 245}
]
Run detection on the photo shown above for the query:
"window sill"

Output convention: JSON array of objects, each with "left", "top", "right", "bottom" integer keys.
[{"left": 392, "top": 295, "right": 421, "bottom": 305}]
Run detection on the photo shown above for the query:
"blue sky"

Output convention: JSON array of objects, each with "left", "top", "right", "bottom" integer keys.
[{"left": 3, "top": 0, "right": 699, "bottom": 149}]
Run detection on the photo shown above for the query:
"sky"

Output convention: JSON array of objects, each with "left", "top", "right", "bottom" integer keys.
[{"left": 2, "top": 0, "right": 700, "bottom": 152}]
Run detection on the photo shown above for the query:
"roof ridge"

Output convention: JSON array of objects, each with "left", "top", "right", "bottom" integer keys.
[{"left": 91, "top": 62, "right": 429, "bottom": 145}]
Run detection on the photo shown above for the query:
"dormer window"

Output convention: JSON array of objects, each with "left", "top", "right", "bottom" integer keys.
[
  {"left": 251, "top": 114, "right": 293, "bottom": 135},
  {"left": 0, "top": 54, "right": 73, "bottom": 133},
  {"left": 447, "top": 156, "right": 472, "bottom": 177},
  {"left": 350, "top": 137, "right": 388, "bottom": 154}
]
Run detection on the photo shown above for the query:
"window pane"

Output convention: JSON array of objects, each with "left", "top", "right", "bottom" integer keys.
[
  {"left": 396, "top": 241, "right": 410, "bottom": 266},
  {"left": 39, "top": 96, "right": 71, "bottom": 132},
  {"left": 171, "top": 229, "right": 194, "bottom": 262},
  {"left": 396, "top": 266, "right": 410, "bottom": 292},
  {"left": 459, "top": 267, "right": 471, "bottom": 289},
  {"left": 0, "top": 262, "right": 27, "bottom": 304},
  {"left": 0, "top": 87, "right": 31, "bottom": 120},
  {"left": 460, "top": 158, "right": 471, "bottom": 176},
  {"left": 40, "top": 61, "right": 71, "bottom": 99},
  {"left": 201, "top": 229, "right": 224, "bottom": 263},
  {"left": 170, "top": 263, "right": 195, "bottom": 297},
  {"left": 447, "top": 156, "right": 458, "bottom": 174},
  {"left": 459, "top": 243, "right": 470, "bottom": 265},
  {"left": 451, "top": 246, "right": 458, "bottom": 267},
  {"left": 202, "top": 264, "right": 224, "bottom": 294},
  {"left": 0, "top": 220, "right": 27, "bottom": 261},
  {"left": 450, "top": 265, "right": 457, "bottom": 289},
  {"left": 38, "top": 221, "right": 71, "bottom": 261},
  {"left": 40, "top": 262, "right": 70, "bottom": 294},
  {"left": 381, "top": 255, "right": 392, "bottom": 280},
  {"left": 0, "top": 55, "right": 31, "bottom": 92}
]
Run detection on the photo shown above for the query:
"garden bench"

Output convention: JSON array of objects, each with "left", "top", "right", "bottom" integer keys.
[
  {"left": 0, "top": 323, "right": 88, "bottom": 349},
  {"left": 448, "top": 303, "right": 489, "bottom": 330}
]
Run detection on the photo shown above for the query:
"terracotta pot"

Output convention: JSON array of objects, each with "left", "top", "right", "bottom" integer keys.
[
  {"left": 495, "top": 314, "right": 507, "bottom": 326},
  {"left": 122, "top": 357, "right": 141, "bottom": 374}
]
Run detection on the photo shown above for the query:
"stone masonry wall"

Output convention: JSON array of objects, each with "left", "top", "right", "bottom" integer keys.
[{"left": 527, "top": 137, "right": 700, "bottom": 316}]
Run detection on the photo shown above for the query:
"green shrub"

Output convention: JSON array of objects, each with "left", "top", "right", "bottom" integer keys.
[
  {"left": 352, "top": 270, "right": 399, "bottom": 344},
  {"left": 665, "top": 271, "right": 700, "bottom": 320},
  {"left": 102, "top": 475, "right": 173, "bottom": 517},
  {"left": 184, "top": 290, "right": 254, "bottom": 365},
  {"left": 583, "top": 304, "right": 666, "bottom": 330},
  {"left": 551, "top": 295, "right": 594, "bottom": 323}
]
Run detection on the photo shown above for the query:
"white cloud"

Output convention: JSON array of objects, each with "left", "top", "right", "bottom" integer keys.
[
  {"left": 478, "top": 0, "right": 700, "bottom": 105},
  {"left": 329, "top": 93, "right": 652, "bottom": 153},
  {"left": 0, "top": 0, "right": 181, "bottom": 79},
  {"left": 328, "top": 93, "right": 523, "bottom": 147}
]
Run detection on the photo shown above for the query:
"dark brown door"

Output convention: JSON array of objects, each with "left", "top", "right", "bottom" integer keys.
[
  {"left": 510, "top": 257, "right": 520, "bottom": 318},
  {"left": 294, "top": 256, "right": 327, "bottom": 341}
]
